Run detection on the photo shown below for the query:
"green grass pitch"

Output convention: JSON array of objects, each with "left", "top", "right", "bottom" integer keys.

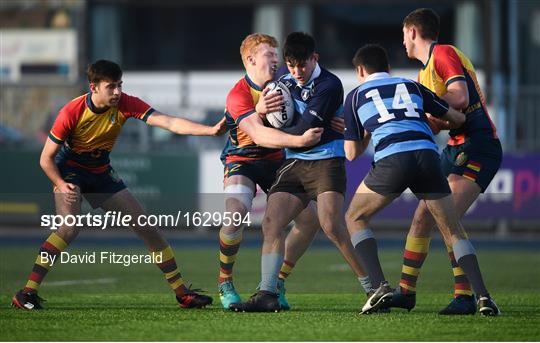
[{"left": 1, "top": 244, "right": 539, "bottom": 341}]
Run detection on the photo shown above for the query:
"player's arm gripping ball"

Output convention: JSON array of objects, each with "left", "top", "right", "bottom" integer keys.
[{"left": 256, "top": 87, "right": 284, "bottom": 117}]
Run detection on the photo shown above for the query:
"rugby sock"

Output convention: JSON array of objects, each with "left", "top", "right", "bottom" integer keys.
[
  {"left": 399, "top": 235, "right": 431, "bottom": 294},
  {"left": 278, "top": 260, "right": 295, "bottom": 280},
  {"left": 218, "top": 229, "right": 243, "bottom": 284},
  {"left": 155, "top": 246, "right": 188, "bottom": 297},
  {"left": 452, "top": 239, "right": 488, "bottom": 297},
  {"left": 260, "top": 253, "right": 284, "bottom": 294},
  {"left": 446, "top": 244, "right": 474, "bottom": 297},
  {"left": 358, "top": 275, "right": 373, "bottom": 293},
  {"left": 351, "top": 229, "right": 385, "bottom": 287},
  {"left": 23, "top": 232, "right": 67, "bottom": 293}
]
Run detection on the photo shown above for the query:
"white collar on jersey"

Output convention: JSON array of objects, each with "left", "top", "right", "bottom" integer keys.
[
  {"left": 365, "top": 72, "right": 391, "bottom": 82},
  {"left": 297, "top": 63, "right": 321, "bottom": 87}
]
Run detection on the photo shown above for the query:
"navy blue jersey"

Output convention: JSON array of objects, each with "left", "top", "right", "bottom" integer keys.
[
  {"left": 278, "top": 64, "right": 345, "bottom": 160},
  {"left": 344, "top": 73, "right": 449, "bottom": 161}
]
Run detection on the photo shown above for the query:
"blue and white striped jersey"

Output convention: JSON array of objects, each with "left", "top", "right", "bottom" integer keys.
[{"left": 344, "top": 72, "right": 449, "bottom": 162}]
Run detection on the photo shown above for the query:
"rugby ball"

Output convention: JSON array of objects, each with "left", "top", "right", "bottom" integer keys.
[{"left": 265, "top": 81, "right": 294, "bottom": 128}]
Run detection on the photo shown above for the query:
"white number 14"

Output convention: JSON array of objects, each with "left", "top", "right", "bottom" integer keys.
[{"left": 365, "top": 83, "right": 420, "bottom": 123}]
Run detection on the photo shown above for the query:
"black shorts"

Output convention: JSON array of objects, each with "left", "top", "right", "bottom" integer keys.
[
  {"left": 224, "top": 159, "right": 282, "bottom": 193},
  {"left": 268, "top": 157, "right": 346, "bottom": 207},
  {"left": 441, "top": 138, "right": 502, "bottom": 192},
  {"left": 57, "top": 162, "right": 126, "bottom": 208},
  {"left": 364, "top": 149, "right": 451, "bottom": 200}
]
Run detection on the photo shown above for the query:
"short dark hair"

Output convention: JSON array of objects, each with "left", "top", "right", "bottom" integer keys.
[
  {"left": 87, "top": 60, "right": 122, "bottom": 84},
  {"left": 352, "top": 44, "right": 389, "bottom": 74},
  {"left": 403, "top": 8, "right": 440, "bottom": 41},
  {"left": 283, "top": 32, "right": 316, "bottom": 65}
]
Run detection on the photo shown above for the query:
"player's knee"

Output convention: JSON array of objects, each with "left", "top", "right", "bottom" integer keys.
[
  {"left": 321, "top": 217, "right": 349, "bottom": 243},
  {"left": 228, "top": 203, "right": 248, "bottom": 219},
  {"left": 318, "top": 215, "right": 334, "bottom": 231},
  {"left": 221, "top": 205, "right": 248, "bottom": 232},
  {"left": 345, "top": 208, "right": 368, "bottom": 231},
  {"left": 224, "top": 184, "right": 254, "bottom": 213}
]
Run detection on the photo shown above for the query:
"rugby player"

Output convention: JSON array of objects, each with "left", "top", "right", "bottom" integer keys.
[
  {"left": 217, "top": 33, "right": 325, "bottom": 310},
  {"left": 12, "top": 60, "right": 225, "bottom": 310},
  {"left": 389, "top": 8, "right": 503, "bottom": 315},
  {"left": 230, "top": 32, "right": 371, "bottom": 312},
  {"left": 343, "top": 44, "right": 499, "bottom": 316}
]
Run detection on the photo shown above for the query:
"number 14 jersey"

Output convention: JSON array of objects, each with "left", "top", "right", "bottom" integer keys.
[{"left": 343, "top": 72, "right": 450, "bottom": 162}]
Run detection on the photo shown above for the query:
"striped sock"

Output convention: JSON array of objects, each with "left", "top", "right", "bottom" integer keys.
[
  {"left": 155, "top": 246, "right": 188, "bottom": 297},
  {"left": 23, "top": 233, "right": 67, "bottom": 293},
  {"left": 447, "top": 245, "right": 473, "bottom": 297},
  {"left": 218, "top": 229, "right": 243, "bottom": 284},
  {"left": 399, "top": 235, "right": 430, "bottom": 294},
  {"left": 278, "top": 260, "right": 295, "bottom": 280}
]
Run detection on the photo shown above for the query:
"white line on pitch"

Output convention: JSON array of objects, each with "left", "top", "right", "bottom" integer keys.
[
  {"left": 46, "top": 278, "right": 117, "bottom": 286},
  {"left": 329, "top": 263, "right": 401, "bottom": 272}
]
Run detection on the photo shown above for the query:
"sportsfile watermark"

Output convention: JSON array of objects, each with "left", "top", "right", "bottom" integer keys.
[{"left": 41, "top": 211, "right": 251, "bottom": 230}]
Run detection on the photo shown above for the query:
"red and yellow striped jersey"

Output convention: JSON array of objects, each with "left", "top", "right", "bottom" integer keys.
[
  {"left": 220, "top": 75, "right": 283, "bottom": 164},
  {"left": 49, "top": 92, "right": 154, "bottom": 172},
  {"left": 419, "top": 44, "right": 498, "bottom": 145}
]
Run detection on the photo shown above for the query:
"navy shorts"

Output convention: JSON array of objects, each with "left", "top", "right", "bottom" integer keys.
[
  {"left": 57, "top": 162, "right": 126, "bottom": 208},
  {"left": 441, "top": 138, "right": 502, "bottom": 192},
  {"left": 364, "top": 150, "right": 451, "bottom": 200},
  {"left": 224, "top": 159, "right": 282, "bottom": 193}
]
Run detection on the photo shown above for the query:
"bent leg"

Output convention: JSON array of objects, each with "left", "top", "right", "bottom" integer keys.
[
  {"left": 21, "top": 186, "right": 82, "bottom": 295},
  {"left": 219, "top": 175, "right": 255, "bottom": 283},
  {"left": 280, "top": 201, "right": 320, "bottom": 280},
  {"left": 259, "top": 192, "right": 304, "bottom": 293},
  {"left": 425, "top": 195, "right": 489, "bottom": 298},
  {"left": 317, "top": 191, "right": 370, "bottom": 284},
  {"left": 102, "top": 189, "right": 190, "bottom": 297},
  {"left": 345, "top": 181, "right": 394, "bottom": 287},
  {"left": 406, "top": 174, "right": 482, "bottom": 298}
]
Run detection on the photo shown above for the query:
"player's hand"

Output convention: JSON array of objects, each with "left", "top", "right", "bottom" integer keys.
[
  {"left": 256, "top": 87, "right": 284, "bottom": 116},
  {"left": 54, "top": 182, "right": 79, "bottom": 205},
  {"left": 426, "top": 113, "right": 449, "bottom": 134},
  {"left": 211, "top": 116, "right": 228, "bottom": 136},
  {"left": 330, "top": 117, "right": 345, "bottom": 134},
  {"left": 301, "top": 127, "right": 323, "bottom": 147}
]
